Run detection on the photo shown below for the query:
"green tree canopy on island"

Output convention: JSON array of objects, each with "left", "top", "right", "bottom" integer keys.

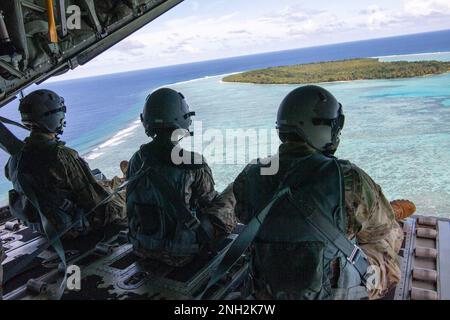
[{"left": 222, "top": 58, "right": 450, "bottom": 84}]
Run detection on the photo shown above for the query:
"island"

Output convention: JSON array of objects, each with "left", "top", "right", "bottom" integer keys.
[{"left": 222, "top": 58, "right": 450, "bottom": 84}]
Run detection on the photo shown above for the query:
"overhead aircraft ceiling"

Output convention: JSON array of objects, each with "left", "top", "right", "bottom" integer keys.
[{"left": 0, "top": 0, "right": 183, "bottom": 108}]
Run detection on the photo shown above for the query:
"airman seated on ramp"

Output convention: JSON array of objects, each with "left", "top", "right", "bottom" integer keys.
[{"left": 5, "top": 90, "right": 126, "bottom": 240}]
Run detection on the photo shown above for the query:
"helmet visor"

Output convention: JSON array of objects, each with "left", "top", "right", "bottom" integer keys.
[
  {"left": 42, "top": 105, "right": 66, "bottom": 117},
  {"left": 312, "top": 103, "right": 345, "bottom": 130}
]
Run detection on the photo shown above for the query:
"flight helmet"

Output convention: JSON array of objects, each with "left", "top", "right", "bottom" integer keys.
[
  {"left": 276, "top": 85, "right": 345, "bottom": 155},
  {"left": 141, "top": 88, "right": 195, "bottom": 138},
  {"left": 19, "top": 89, "right": 67, "bottom": 135}
]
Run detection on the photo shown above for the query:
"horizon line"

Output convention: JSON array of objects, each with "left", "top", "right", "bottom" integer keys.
[{"left": 49, "top": 28, "right": 450, "bottom": 84}]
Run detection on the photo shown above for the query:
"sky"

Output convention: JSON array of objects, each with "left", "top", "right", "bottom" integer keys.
[{"left": 55, "top": 0, "right": 450, "bottom": 80}]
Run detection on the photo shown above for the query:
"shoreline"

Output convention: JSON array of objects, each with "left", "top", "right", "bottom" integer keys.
[
  {"left": 1, "top": 51, "right": 449, "bottom": 212},
  {"left": 79, "top": 52, "right": 450, "bottom": 162},
  {"left": 80, "top": 73, "right": 237, "bottom": 161},
  {"left": 223, "top": 70, "right": 450, "bottom": 86},
  {"left": 376, "top": 50, "right": 450, "bottom": 60},
  {"left": 222, "top": 58, "right": 450, "bottom": 85}
]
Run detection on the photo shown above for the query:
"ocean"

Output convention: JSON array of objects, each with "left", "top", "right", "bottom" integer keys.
[{"left": 1, "top": 29, "right": 450, "bottom": 216}]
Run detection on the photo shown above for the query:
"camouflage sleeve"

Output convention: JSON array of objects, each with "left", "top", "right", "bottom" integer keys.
[
  {"left": 203, "top": 163, "right": 255, "bottom": 227},
  {"left": 203, "top": 183, "right": 237, "bottom": 236},
  {"left": 56, "top": 147, "right": 125, "bottom": 226},
  {"left": 194, "top": 163, "right": 236, "bottom": 236},
  {"left": 201, "top": 162, "right": 255, "bottom": 235},
  {"left": 232, "top": 165, "right": 254, "bottom": 224},
  {"left": 344, "top": 163, "right": 404, "bottom": 300},
  {"left": 193, "top": 162, "right": 218, "bottom": 206}
]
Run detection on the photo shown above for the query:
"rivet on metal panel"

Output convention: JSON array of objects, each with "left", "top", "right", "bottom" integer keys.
[
  {"left": 416, "top": 228, "right": 438, "bottom": 239},
  {"left": 415, "top": 247, "right": 438, "bottom": 259},
  {"left": 411, "top": 287, "right": 438, "bottom": 300},
  {"left": 95, "top": 243, "right": 115, "bottom": 255},
  {"left": 26, "top": 279, "right": 48, "bottom": 295},
  {"left": 412, "top": 268, "right": 437, "bottom": 282},
  {"left": 5, "top": 221, "right": 20, "bottom": 231},
  {"left": 417, "top": 217, "right": 438, "bottom": 227}
]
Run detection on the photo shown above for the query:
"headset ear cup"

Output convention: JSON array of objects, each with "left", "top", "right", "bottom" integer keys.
[
  {"left": 339, "top": 114, "right": 345, "bottom": 130},
  {"left": 57, "top": 117, "right": 66, "bottom": 135},
  {"left": 338, "top": 103, "right": 345, "bottom": 130}
]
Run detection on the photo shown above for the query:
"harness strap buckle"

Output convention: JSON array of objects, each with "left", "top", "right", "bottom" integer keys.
[
  {"left": 184, "top": 216, "right": 201, "bottom": 231},
  {"left": 59, "top": 199, "right": 73, "bottom": 212},
  {"left": 347, "top": 245, "right": 363, "bottom": 265}
]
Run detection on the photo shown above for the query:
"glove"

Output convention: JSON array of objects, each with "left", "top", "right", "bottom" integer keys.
[
  {"left": 390, "top": 199, "right": 416, "bottom": 220},
  {"left": 120, "top": 160, "right": 129, "bottom": 178}
]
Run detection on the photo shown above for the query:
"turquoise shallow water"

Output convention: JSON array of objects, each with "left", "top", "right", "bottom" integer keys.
[
  {"left": 85, "top": 53, "right": 450, "bottom": 218},
  {"left": 176, "top": 76, "right": 450, "bottom": 218},
  {"left": 2, "top": 52, "right": 449, "bottom": 217}
]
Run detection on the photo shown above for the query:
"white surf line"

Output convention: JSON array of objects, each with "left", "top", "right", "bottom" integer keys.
[
  {"left": 80, "top": 51, "right": 450, "bottom": 161},
  {"left": 375, "top": 51, "right": 450, "bottom": 60},
  {"left": 160, "top": 73, "right": 241, "bottom": 88},
  {"left": 84, "top": 119, "right": 141, "bottom": 160}
]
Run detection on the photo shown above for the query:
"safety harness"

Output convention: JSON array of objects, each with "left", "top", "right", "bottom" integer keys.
[
  {"left": 126, "top": 155, "right": 215, "bottom": 248},
  {"left": 199, "top": 153, "right": 370, "bottom": 299},
  {"left": 4, "top": 152, "right": 213, "bottom": 297},
  {"left": 2, "top": 154, "right": 137, "bottom": 297}
]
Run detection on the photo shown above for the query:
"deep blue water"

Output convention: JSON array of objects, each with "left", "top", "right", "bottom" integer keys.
[{"left": 1, "top": 29, "right": 450, "bottom": 207}]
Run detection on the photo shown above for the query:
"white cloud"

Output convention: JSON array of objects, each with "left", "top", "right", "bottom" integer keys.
[
  {"left": 404, "top": 0, "right": 450, "bottom": 17},
  {"left": 357, "top": 1, "right": 450, "bottom": 30},
  {"left": 108, "top": 39, "right": 146, "bottom": 56},
  {"left": 54, "top": 1, "right": 450, "bottom": 80},
  {"left": 362, "top": 5, "right": 399, "bottom": 30},
  {"left": 98, "top": 5, "right": 352, "bottom": 67}
]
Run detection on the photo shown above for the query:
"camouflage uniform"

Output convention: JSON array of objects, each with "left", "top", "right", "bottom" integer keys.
[
  {"left": 5, "top": 133, "right": 125, "bottom": 236},
  {"left": 126, "top": 139, "right": 236, "bottom": 266},
  {"left": 212, "top": 141, "right": 403, "bottom": 300},
  {"left": 100, "top": 176, "right": 127, "bottom": 210}
]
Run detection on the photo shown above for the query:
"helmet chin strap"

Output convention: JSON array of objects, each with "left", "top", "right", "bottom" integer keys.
[
  {"left": 323, "top": 143, "right": 337, "bottom": 156},
  {"left": 327, "top": 123, "right": 343, "bottom": 156},
  {"left": 174, "top": 129, "right": 193, "bottom": 143},
  {"left": 322, "top": 130, "right": 341, "bottom": 156}
]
